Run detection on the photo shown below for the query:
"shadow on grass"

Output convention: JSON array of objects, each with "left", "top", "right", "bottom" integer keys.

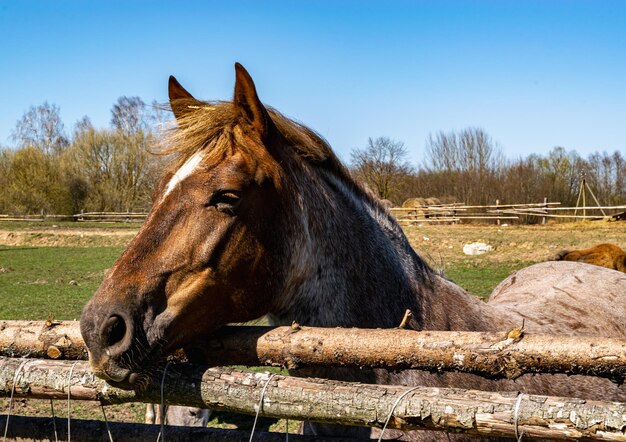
[
  {"left": 0, "top": 247, "right": 40, "bottom": 252},
  {"left": 208, "top": 410, "right": 279, "bottom": 431}
]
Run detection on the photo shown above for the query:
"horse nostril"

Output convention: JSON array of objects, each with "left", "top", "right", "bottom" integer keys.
[{"left": 103, "top": 314, "right": 128, "bottom": 349}]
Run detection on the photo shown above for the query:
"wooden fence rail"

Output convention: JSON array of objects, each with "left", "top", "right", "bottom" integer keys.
[
  {"left": 2, "top": 321, "right": 626, "bottom": 382},
  {"left": 2, "top": 202, "right": 623, "bottom": 224},
  {"left": 3, "top": 321, "right": 626, "bottom": 440},
  {"left": 390, "top": 201, "right": 626, "bottom": 224},
  {"left": 1, "top": 357, "right": 625, "bottom": 440},
  {"left": 0, "top": 212, "right": 149, "bottom": 223}
]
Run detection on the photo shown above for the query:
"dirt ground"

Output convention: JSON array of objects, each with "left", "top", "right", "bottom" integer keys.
[
  {"left": 1, "top": 219, "right": 623, "bottom": 254},
  {"left": 0, "top": 228, "right": 136, "bottom": 247},
  {"left": 403, "top": 221, "right": 625, "bottom": 266}
]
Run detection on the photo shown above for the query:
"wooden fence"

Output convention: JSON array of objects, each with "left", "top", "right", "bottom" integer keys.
[
  {"left": 391, "top": 201, "right": 626, "bottom": 225},
  {"left": 73, "top": 211, "right": 148, "bottom": 223},
  {"left": 2, "top": 202, "right": 624, "bottom": 225},
  {"left": 1, "top": 320, "right": 626, "bottom": 440},
  {"left": 0, "top": 212, "right": 148, "bottom": 223}
]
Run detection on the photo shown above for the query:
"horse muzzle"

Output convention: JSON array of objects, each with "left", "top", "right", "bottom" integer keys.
[
  {"left": 89, "top": 355, "right": 139, "bottom": 389},
  {"left": 81, "top": 303, "right": 144, "bottom": 389}
]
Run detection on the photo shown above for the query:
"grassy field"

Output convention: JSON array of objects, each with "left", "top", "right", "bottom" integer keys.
[
  {"left": 0, "top": 243, "right": 524, "bottom": 320},
  {"left": 0, "top": 246, "right": 123, "bottom": 319},
  {"left": 0, "top": 220, "right": 624, "bottom": 426},
  {"left": 403, "top": 221, "right": 624, "bottom": 296},
  {"left": 1, "top": 220, "right": 624, "bottom": 318}
]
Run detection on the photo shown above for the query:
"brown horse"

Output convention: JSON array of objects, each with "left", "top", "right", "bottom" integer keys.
[
  {"left": 551, "top": 243, "right": 626, "bottom": 273},
  {"left": 80, "top": 64, "right": 626, "bottom": 440}
]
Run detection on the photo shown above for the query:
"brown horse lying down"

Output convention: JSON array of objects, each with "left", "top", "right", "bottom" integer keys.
[
  {"left": 80, "top": 65, "right": 626, "bottom": 440},
  {"left": 550, "top": 243, "right": 626, "bottom": 273}
]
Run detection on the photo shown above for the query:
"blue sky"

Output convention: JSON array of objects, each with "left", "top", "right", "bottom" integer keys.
[{"left": 1, "top": 1, "right": 625, "bottom": 165}]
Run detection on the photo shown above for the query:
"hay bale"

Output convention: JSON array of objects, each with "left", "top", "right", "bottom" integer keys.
[
  {"left": 424, "top": 197, "right": 441, "bottom": 206},
  {"left": 402, "top": 197, "right": 427, "bottom": 208}
]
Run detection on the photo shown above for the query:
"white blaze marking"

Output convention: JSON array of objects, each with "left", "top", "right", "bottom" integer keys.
[{"left": 163, "top": 151, "right": 205, "bottom": 198}]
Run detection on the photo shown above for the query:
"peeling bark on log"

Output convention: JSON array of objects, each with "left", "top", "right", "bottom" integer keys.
[
  {"left": 0, "top": 321, "right": 86, "bottom": 361},
  {"left": 2, "top": 321, "right": 626, "bottom": 383},
  {"left": 0, "top": 415, "right": 354, "bottom": 442},
  {"left": 1, "top": 358, "right": 625, "bottom": 440},
  {"left": 204, "top": 325, "right": 626, "bottom": 383}
]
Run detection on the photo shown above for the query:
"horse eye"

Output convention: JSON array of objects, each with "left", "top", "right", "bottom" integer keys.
[{"left": 209, "top": 190, "right": 241, "bottom": 212}]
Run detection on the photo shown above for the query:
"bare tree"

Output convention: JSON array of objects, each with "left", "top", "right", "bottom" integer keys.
[
  {"left": 584, "top": 150, "right": 626, "bottom": 206},
  {"left": 350, "top": 137, "right": 413, "bottom": 203},
  {"left": 424, "top": 127, "right": 503, "bottom": 174},
  {"left": 65, "top": 127, "right": 161, "bottom": 212},
  {"left": 11, "top": 102, "right": 69, "bottom": 155},
  {"left": 110, "top": 96, "right": 155, "bottom": 136},
  {"left": 534, "top": 146, "right": 583, "bottom": 205},
  {"left": 422, "top": 128, "right": 504, "bottom": 205},
  {"left": 424, "top": 131, "right": 459, "bottom": 172},
  {"left": 1, "top": 147, "right": 71, "bottom": 214},
  {"left": 0, "top": 148, "right": 10, "bottom": 213},
  {"left": 72, "top": 116, "right": 94, "bottom": 140},
  {"left": 612, "top": 151, "right": 626, "bottom": 202}
]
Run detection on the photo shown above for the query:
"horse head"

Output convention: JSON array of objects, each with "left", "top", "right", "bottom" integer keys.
[{"left": 80, "top": 64, "right": 310, "bottom": 389}]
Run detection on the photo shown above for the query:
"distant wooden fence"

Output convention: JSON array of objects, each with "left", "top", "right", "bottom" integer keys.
[
  {"left": 391, "top": 201, "right": 626, "bottom": 225},
  {"left": 2, "top": 202, "right": 625, "bottom": 225},
  {"left": 0, "top": 211, "right": 148, "bottom": 223},
  {"left": 73, "top": 211, "right": 148, "bottom": 222}
]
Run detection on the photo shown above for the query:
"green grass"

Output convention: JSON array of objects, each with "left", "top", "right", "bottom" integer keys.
[
  {"left": 0, "top": 245, "right": 534, "bottom": 320},
  {"left": 444, "top": 260, "right": 536, "bottom": 299},
  {"left": 0, "top": 246, "right": 124, "bottom": 319}
]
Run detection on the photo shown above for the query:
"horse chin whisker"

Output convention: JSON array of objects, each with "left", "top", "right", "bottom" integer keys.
[
  {"left": 133, "top": 372, "right": 153, "bottom": 392},
  {"left": 109, "top": 334, "right": 171, "bottom": 389}
]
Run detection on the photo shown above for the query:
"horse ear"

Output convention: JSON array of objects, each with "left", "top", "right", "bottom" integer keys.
[
  {"left": 233, "top": 63, "right": 275, "bottom": 141},
  {"left": 169, "top": 75, "right": 200, "bottom": 120}
]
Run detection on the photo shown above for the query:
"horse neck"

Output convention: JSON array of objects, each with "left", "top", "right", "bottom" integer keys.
[{"left": 269, "top": 167, "right": 506, "bottom": 332}]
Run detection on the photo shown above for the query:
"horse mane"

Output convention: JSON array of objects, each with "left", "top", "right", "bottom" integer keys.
[{"left": 160, "top": 101, "right": 387, "bottom": 212}]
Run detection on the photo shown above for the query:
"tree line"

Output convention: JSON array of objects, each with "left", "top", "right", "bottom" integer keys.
[
  {"left": 1, "top": 102, "right": 624, "bottom": 216},
  {"left": 352, "top": 129, "right": 626, "bottom": 208},
  {"left": 0, "top": 99, "right": 165, "bottom": 215}
]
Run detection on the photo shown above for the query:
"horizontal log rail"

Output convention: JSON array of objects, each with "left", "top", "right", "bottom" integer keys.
[
  {"left": 506, "top": 205, "right": 626, "bottom": 212},
  {"left": 401, "top": 215, "right": 519, "bottom": 220},
  {"left": 5, "top": 203, "right": 622, "bottom": 224},
  {"left": 389, "top": 202, "right": 626, "bottom": 224},
  {"left": 397, "top": 218, "right": 461, "bottom": 224},
  {"left": 390, "top": 202, "right": 562, "bottom": 211},
  {"left": 2, "top": 321, "right": 626, "bottom": 383},
  {"left": 1, "top": 358, "right": 625, "bottom": 440},
  {"left": 205, "top": 325, "right": 626, "bottom": 383},
  {"left": 76, "top": 211, "right": 148, "bottom": 216},
  {"left": 496, "top": 210, "right": 614, "bottom": 219},
  {"left": 0, "top": 212, "right": 148, "bottom": 222},
  {"left": 0, "top": 320, "right": 88, "bottom": 360}
]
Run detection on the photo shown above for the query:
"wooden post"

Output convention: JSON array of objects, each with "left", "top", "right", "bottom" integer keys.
[
  {"left": 542, "top": 197, "right": 547, "bottom": 225},
  {"left": 582, "top": 174, "right": 587, "bottom": 220},
  {"left": 495, "top": 199, "right": 500, "bottom": 225}
]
